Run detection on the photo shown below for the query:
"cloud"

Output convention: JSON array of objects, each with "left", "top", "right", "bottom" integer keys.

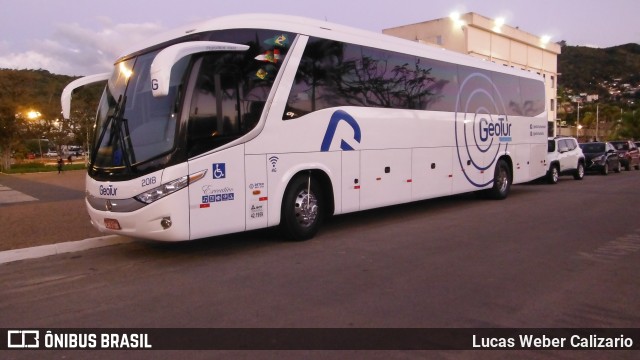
[{"left": 0, "top": 19, "right": 165, "bottom": 76}]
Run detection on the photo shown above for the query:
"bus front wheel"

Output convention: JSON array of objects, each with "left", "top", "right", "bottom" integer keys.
[{"left": 281, "top": 174, "right": 323, "bottom": 241}]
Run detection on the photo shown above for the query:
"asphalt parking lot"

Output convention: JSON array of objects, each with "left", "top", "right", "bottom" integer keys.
[
  {"left": 1, "top": 168, "right": 639, "bottom": 359},
  {"left": 0, "top": 170, "right": 102, "bottom": 251}
]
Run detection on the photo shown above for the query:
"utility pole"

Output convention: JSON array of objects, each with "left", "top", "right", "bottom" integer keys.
[
  {"left": 576, "top": 102, "right": 581, "bottom": 140},
  {"left": 596, "top": 103, "right": 599, "bottom": 141}
]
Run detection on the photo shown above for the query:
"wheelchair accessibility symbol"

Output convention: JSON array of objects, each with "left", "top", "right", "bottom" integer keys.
[{"left": 212, "top": 163, "right": 226, "bottom": 179}]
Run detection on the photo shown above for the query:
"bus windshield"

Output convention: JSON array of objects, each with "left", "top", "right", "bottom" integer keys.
[
  {"left": 92, "top": 50, "right": 187, "bottom": 171},
  {"left": 90, "top": 29, "right": 294, "bottom": 179}
]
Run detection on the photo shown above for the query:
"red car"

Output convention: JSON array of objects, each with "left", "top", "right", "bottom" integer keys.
[{"left": 610, "top": 140, "right": 640, "bottom": 171}]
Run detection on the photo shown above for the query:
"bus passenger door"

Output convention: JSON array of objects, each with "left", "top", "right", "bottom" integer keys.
[
  {"left": 188, "top": 146, "right": 246, "bottom": 240},
  {"left": 341, "top": 150, "right": 360, "bottom": 213}
]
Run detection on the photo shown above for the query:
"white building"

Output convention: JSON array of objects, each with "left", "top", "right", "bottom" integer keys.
[{"left": 383, "top": 12, "right": 561, "bottom": 136}]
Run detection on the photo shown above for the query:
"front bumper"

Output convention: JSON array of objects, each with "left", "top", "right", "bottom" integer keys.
[{"left": 86, "top": 189, "right": 191, "bottom": 241}]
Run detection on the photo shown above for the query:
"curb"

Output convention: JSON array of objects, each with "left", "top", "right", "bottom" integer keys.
[{"left": 0, "top": 235, "right": 133, "bottom": 265}]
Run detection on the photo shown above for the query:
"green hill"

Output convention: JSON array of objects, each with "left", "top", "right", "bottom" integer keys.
[{"left": 558, "top": 43, "right": 640, "bottom": 97}]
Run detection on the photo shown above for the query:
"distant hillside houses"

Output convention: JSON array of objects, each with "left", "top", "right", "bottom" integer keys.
[
  {"left": 603, "top": 79, "right": 639, "bottom": 98},
  {"left": 571, "top": 94, "right": 600, "bottom": 103},
  {"left": 565, "top": 91, "right": 599, "bottom": 104},
  {"left": 564, "top": 79, "right": 639, "bottom": 105}
]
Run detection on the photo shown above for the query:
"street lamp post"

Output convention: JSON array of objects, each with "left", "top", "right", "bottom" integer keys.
[
  {"left": 596, "top": 103, "right": 599, "bottom": 141},
  {"left": 26, "top": 110, "right": 43, "bottom": 157},
  {"left": 576, "top": 102, "right": 581, "bottom": 140}
]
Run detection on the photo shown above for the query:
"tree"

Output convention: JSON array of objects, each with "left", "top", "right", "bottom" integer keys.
[
  {"left": 616, "top": 111, "right": 640, "bottom": 140},
  {"left": 0, "top": 70, "right": 36, "bottom": 170},
  {"left": 67, "top": 83, "right": 104, "bottom": 154},
  {"left": 0, "top": 69, "right": 101, "bottom": 170}
]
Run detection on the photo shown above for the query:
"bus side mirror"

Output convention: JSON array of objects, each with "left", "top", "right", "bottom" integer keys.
[
  {"left": 150, "top": 41, "right": 249, "bottom": 97},
  {"left": 61, "top": 72, "right": 110, "bottom": 120}
]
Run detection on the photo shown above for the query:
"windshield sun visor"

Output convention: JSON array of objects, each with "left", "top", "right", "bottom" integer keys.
[{"left": 149, "top": 41, "right": 249, "bottom": 97}]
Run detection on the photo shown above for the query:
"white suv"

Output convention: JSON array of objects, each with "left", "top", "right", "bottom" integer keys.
[{"left": 545, "top": 137, "right": 585, "bottom": 184}]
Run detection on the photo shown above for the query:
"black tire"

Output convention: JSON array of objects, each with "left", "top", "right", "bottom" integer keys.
[
  {"left": 547, "top": 165, "right": 559, "bottom": 184},
  {"left": 280, "top": 175, "right": 323, "bottom": 241},
  {"left": 625, "top": 163, "right": 631, "bottom": 171},
  {"left": 487, "top": 159, "right": 511, "bottom": 200},
  {"left": 602, "top": 163, "right": 609, "bottom": 175},
  {"left": 573, "top": 162, "right": 585, "bottom": 180}
]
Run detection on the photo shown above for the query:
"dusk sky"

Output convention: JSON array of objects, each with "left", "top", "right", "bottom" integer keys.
[{"left": 1, "top": 0, "right": 638, "bottom": 76}]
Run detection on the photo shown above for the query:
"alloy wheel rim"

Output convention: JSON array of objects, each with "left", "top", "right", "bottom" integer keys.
[
  {"left": 294, "top": 189, "right": 318, "bottom": 228},
  {"left": 497, "top": 167, "right": 509, "bottom": 193}
]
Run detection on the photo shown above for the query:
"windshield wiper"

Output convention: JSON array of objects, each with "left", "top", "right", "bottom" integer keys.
[
  {"left": 92, "top": 94, "right": 121, "bottom": 165},
  {"left": 119, "top": 117, "right": 136, "bottom": 169},
  {"left": 91, "top": 94, "right": 134, "bottom": 173}
]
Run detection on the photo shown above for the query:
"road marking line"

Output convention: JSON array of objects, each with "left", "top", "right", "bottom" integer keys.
[
  {"left": 0, "top": 184, "right": 38, "bottom": 204},
  {"left": 579, "top": 229, "right": 640, "bottom": 263},
  {"left": 0, "top": 235, "right": 132, "bottom": 265}
]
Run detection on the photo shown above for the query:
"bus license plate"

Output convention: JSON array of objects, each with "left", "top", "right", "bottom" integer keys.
[{"left": 104, "top": 218, "right": 121, "bottom": 230}]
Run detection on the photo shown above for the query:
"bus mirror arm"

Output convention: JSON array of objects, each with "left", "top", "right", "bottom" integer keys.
[
  {"left": 61, "top": 72, "right": 110, "bottom": 120},
  {"left": 150, "top": 41, "right": 249, "bottom": 98}
]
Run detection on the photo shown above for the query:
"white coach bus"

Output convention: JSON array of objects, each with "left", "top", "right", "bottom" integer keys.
[{"left": 62, "top": 14, "right": 548, "bottom": 241}]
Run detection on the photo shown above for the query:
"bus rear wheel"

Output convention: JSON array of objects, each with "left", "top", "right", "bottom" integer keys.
[
  {"left": 487, "top": 159, "right": 511, "bottom": 200},
  {"left": 281, "top": 175, "right": 323, "bottom": 241}
]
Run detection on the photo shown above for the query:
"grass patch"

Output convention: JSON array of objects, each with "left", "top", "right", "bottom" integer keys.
[{"left": 2, "top": 162, "right": 86, "bottom": 174}]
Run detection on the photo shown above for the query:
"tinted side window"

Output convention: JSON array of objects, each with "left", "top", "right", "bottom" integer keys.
[
  {"left": 560, "top": 139, "right": 576, "bottom": 151},
  {"left": 491, "top": 72, "right": 522, "bottom": 116},
  {"left": 342, "top": 46, "right": 449, "bottom": 110},
  {"left": 519, "top": 77, "right": 546, "bottom": 116},
  {"left": 187, "top": 30, "right": 292, "bottom": 157},
  {"left": 285, "top": 37, "right": 544, "bottom": 119},
  {"left": 558, "top": 139, "right": 568, "bottom": 150},
  {"left": 284, "top": 38, "right": 458, "bottom": 119},
  {"left": 457, "top": 66, "right": 499, "bottom": 115},
  {"left": 568, "top": 139, "right": 577, "bottom": 150},
  {"left": 421, "top": 59, "right": 459, "bottom": 111}
]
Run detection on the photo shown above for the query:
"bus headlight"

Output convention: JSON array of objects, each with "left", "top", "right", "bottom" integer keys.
[{"left": 134, "top": 169, "right": 207, "bottom": 204}]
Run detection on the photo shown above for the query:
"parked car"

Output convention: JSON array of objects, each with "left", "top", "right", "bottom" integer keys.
[
  {"left": 544, "top": 136, "right": 585, "bottom": 184},
  {"left": 66, "top": 145, "right": 84, "bottom": 156},
  {"left": 44, "top": 150, "right": 59, "bottom": 157},
  {"left": 609, "top": 140, "right": 640, "bottom": 171},
  {"left": 579, "top": 142, "right": 621, "bottom": 175}
]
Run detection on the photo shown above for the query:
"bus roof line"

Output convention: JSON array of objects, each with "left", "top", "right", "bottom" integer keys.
[{"left": 117, "top": 13, "right": 543, "bottom": 82}]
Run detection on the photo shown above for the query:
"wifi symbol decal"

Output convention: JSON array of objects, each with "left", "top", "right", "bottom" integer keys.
[{"left": 269, "top": 156, "right": 279, "bottom": 173}]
